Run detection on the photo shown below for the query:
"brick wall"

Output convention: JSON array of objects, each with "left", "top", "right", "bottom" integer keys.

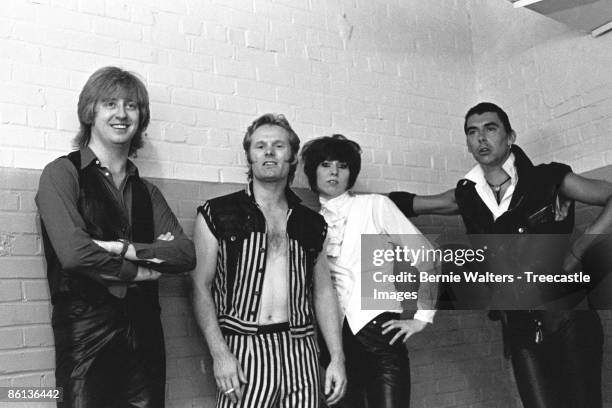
[
  {"left": 2, "top": 0, "right": 612, "bottom": 406},
  {"left": 467, "top": 0, "right": 612, "bottom": 174},
  {"left": 1, "top": 165, "right": 611, "bottom": 408},
  {"left": 0, "top": 0, "right": 475, "bottom": 195}
]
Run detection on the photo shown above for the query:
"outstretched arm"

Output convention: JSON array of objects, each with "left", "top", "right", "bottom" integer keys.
[
  {"left": 191, "top": 214, "right": 246, "bottom": 403},
  {"left": 313, "top": 243, "right": 346, "bottom": 405},
  {"left": 389, "top": 188, "right": 459, "bottom": 217}
]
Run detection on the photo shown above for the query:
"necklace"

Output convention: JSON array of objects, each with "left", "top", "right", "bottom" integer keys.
[{"left": 486, "top": 176, "right": 511, "bottom": 203}]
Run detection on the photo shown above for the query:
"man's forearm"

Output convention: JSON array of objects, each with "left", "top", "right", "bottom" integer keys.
[
  {"left": 37, "top": 162, "right": 138, "bottom": 280},
  {"left": 193, "top": 285, "right": 231, "bottom": 358},
  {"left": 143, "top": 183, "right": 197, "bottom": 272},
  {"left": 571, "top": 197, "right": 612, "bottom": 258},
  {"left": 314, "top": 288, "right": 344, "bottom": 361},
  {"left": 132, "top": 237, "right": 196, "bottom": 273},
  {"left": 389, "top": 189, "right": 459, "bottom": 216},
  {"left": 96, "top": 237, "right": 196, "bottom": 273},
  {"left": 583, "top": 197, "right": 612, "bottom": 236}
]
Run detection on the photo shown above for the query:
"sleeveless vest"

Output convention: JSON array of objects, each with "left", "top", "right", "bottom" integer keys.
[{"left": 454, "top": 145, "right": 589, "bottom": 348}]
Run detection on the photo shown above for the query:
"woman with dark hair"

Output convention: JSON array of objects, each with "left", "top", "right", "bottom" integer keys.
[{"left": 301, "top": 135, "right": 437, "bottom": 408}]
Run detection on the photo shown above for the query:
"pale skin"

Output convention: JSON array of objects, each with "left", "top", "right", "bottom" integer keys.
[
  {"left": 191, "top": 125, "right": 346, "bottom": 405},
  {"left": 85, "top": 94, "right": 163, "bottom": 282},
  {"left": 317, "top": 160, "right": 428, "bottom": 345},
  {"left": 405, "top": 111, "right": 612, "bottom": 274}
]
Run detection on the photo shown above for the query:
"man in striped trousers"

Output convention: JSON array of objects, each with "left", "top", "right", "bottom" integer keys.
[{"left": 192, "top": 113, "right": 346, "bottom": 407}]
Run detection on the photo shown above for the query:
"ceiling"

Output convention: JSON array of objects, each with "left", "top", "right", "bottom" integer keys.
[{"left": 509, "top": 0, "right": 612, "bottom": 37}]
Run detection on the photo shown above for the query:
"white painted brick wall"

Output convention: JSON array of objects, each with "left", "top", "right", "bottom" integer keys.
[
  {"left": 468, "top": 0, "right": 612, "bottom": 174},
  {"left": 2, "top": 1, "right": 608, "bottom": 187},
  {"left": 1, "top": 0, "right": 476, "bottom": 194}
]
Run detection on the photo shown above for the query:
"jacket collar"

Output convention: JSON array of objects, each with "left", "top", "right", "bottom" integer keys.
[
  {"left": 80, "top": 147, "right": 139, "bottom": 178},
  {"left": 508, "top": 144, "right": 533, "bottom": 209},
  {"left": 245, "top": 181, "right": 302, "bottom": 208},
  {"left": 464, "top": 151, "right": 517, "bottom": 188},
  {"left": 458, "top": 144, "right": 533, "bottom": 225}
]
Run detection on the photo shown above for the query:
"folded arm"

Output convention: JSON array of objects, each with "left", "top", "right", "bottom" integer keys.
[
  {"left": 36, "top": 158, "right": 138, "bottom": 281},
  {"left": 92, "top": 183, "right": 196, "bottom": 274}
]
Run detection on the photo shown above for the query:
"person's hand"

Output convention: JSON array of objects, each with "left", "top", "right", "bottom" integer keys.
[
  {"left": 213, "top": 350, "right": 247, "bottom": 404},
  {"left": 100, "top": 266, "right": 160, "bottom": 282},
  {"left": 99, "top": 274, "right": 121, "bottom": 281},
  {"left": 133, "top": 266, "right": 161, "bottom": 281},
  {"left": 381, "top": 319, "right": 427, "bottom": 345},
  {"left": 93, "top": 239, "right": 121, "bottom": 254},
  {"left": 324, "top": 357, "right": 346, "bottom": 405},
  {"left": 157, "top": 232, "right": 174, "bottom": 241}
]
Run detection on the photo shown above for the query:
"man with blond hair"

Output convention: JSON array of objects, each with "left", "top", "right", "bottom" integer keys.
[
  {"left": 192, "top": 113, "right": 346, "bottom": 407},
  {"left": 37, "top": 66, "right": 196, "bottom": 407}
]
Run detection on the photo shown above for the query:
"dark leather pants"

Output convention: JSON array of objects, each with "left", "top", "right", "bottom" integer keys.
[
  {"left": 508, "top": 311, "right": 603, "bottom": 408},
  {"left": 337, "top": 313, "right": 411, "bottom": 408},
  {"left": 52, "top": 290, "right": 166, "bottom": 408}
]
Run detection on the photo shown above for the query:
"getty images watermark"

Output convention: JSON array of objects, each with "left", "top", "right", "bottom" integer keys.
[{"left": 360, "top": 233, "right": 609, "bottom": 310}]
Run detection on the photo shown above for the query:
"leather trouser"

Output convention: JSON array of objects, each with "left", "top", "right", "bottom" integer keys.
[
  {"left": 507, "top": 311, "right": 603, "bottom": 408},
  {"left": 52, "top": 289, "right": 166, "bottom": 408},
  {"left": 336, "top": 313, "right": 411, "bottom": 408}
]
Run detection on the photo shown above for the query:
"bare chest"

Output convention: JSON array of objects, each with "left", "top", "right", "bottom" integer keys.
[{"left": 260, "top": 207, "right": 288, "bottom": 254}]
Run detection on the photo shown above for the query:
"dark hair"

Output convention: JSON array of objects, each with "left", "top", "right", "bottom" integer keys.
[
  {"left": 301, "top": 134, "right": 362, "bottom": 193},
  {"left": 243, "top": 113, "right": 300, "bottom": 184},
  {"left": 73, "top": 66, "right": 150, "bottom": 157},
  {"left": 464, "top": 102, "right": 513, "bottom": 135}
]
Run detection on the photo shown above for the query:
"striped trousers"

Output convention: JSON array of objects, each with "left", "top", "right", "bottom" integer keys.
[{"left": 217, "top": 330, "right": 320, "bottom": 408}]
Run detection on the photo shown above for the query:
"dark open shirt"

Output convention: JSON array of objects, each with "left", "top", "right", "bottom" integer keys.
[
  {"left": 36, "top": 147, "right": 195, "bottom": 295},
  {"left": 197, "top": 183, "right": 327, "bottom": 337}
]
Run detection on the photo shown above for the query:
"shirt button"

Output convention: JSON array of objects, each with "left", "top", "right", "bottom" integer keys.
[
  {"left": 95, "top": 160, "right": 100, "bottom": 165},
  {"left": 105, "top": 172, "right": 110, "bottom": 177},
  {"left": 518, "top": 227, "right": 525, "bottom": 233},
  {"left": 257, "top": 269, "right": 264, "bottom": 274},
  {"left": 259, "top": 247, "right": 265, "bottom": 253},
  {"left": 254, "top": 291, "right": 260, "bottom": 296},
  {"left": 230, "top": 235, "right": 236, "bottom": 241}
]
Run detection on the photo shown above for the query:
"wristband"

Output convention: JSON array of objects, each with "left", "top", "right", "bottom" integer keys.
[
  {"left": 388, "top": 191, "right": 417, "bottom": 218},
  {"left": 118, "top": 239, "right": 130, "bottom": 258}
]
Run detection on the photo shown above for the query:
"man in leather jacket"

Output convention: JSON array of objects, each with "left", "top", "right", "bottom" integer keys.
[
  {"left": 389, "top": 102, "right": 612, "bottom": 408},
  {"left": 36, "top": 67, "right": 196, "bottom": 407}
]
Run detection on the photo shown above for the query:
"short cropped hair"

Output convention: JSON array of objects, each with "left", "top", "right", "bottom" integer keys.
[
  {"left": 74, "top": 66, "right": 150, "bottom": 157},
  {"left": 464, "top": 102, "right": 513, "bottom": 135},
  {"left": 243, "top": 113, "right": 300, "bottom": 184},
  {"left": 301, "top": 134, "right": 362, "bottom": 193}
]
